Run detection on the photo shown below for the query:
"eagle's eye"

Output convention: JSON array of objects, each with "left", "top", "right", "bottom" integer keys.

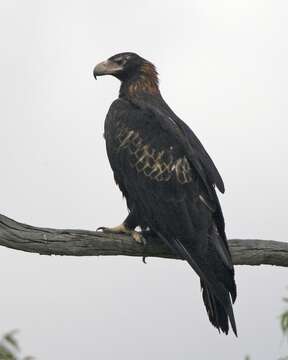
[{"left": 114, "top": 58, "right": 125, "bottom": 66}]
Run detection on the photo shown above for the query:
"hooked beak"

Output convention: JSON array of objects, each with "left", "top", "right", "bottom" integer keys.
[{"left": 93, "top": 59, "right": 122, "bottom": 79}]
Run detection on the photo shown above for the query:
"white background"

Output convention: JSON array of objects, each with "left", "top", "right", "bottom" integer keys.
[{"left": 0, "top": 0, "right": 287, "bottom": 359}]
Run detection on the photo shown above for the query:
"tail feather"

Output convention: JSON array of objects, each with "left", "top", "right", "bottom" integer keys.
[
  {"left": 201, "top": 281, "right": 237, "bottom": 336},
  {"left": 156, "top": 231, "right": 237, "bottom": 335}
]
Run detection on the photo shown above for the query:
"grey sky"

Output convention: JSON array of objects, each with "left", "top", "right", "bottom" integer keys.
[{"left": 0, "top": 0, "right": 287, "bottom": 359}]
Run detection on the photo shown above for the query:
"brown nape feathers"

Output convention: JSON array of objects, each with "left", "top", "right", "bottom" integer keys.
[{"left": 125, "top": 61, "right": 160, "bottom": 97}]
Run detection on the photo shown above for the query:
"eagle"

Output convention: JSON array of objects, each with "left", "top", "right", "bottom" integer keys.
[{"left": 93, "top": 52, "right": 237, "bottom": 335}]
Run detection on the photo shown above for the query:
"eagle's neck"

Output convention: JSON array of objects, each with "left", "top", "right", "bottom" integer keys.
[{"left": 119, "top": 62, "right": 160, "bottom": 98}]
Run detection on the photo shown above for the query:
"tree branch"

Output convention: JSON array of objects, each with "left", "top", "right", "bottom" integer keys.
[{"left": 0, "top": 213, "right": 287, "bottom": 267}]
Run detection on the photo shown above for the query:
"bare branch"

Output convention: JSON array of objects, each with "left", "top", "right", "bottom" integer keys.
[{"left": 0, "top": 213, "right": 287, "bottom": 267}]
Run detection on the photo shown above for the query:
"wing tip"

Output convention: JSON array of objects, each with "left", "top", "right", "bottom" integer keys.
[{"left": 217, "top": 179, "right": 225, "bottom": 194}]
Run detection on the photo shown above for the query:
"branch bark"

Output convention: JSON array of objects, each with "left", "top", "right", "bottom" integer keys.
[{"left": 0, "top": 213, "right": 287, "bottom": 267}]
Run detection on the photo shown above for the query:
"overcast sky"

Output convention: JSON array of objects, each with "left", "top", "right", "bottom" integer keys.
[{"left": 0, "top": 0, "right": 287, "bottom": 359}]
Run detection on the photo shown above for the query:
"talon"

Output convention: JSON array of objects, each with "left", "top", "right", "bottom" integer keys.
[
  {"left": 131, "top": 231, "right": 146, "bottom": 245},
  {"left": 97, "top": 226, "right": 106, "bottom": 231}
]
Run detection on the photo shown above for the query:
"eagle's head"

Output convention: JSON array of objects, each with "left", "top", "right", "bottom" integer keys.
[{"left": 93, "top": 52, "right": 159, "bottom": 96}]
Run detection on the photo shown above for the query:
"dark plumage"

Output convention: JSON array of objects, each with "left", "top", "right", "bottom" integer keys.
[{"left": 94, "top": 52, "right": 237, "bottom": 335}]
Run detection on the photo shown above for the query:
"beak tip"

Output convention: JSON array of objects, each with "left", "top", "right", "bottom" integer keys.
[{"left": 93, "top": 67, "right": 98, "bottom": 80}]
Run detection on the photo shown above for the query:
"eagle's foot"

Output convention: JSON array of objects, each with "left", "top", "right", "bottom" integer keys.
[
  {"left": 97, "top": 224, "right": 127, "bottom": 234},
  {"left": 97, "top": 224, "right": 146, "bottom": 245}
]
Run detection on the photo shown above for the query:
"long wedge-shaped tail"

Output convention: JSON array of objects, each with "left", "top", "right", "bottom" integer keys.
[
  {"left": 157, "top": 231, "right": 237, "bottom": 336},
  {"left": 201, "top": 281, "right": 237, "bottom": 335}
]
